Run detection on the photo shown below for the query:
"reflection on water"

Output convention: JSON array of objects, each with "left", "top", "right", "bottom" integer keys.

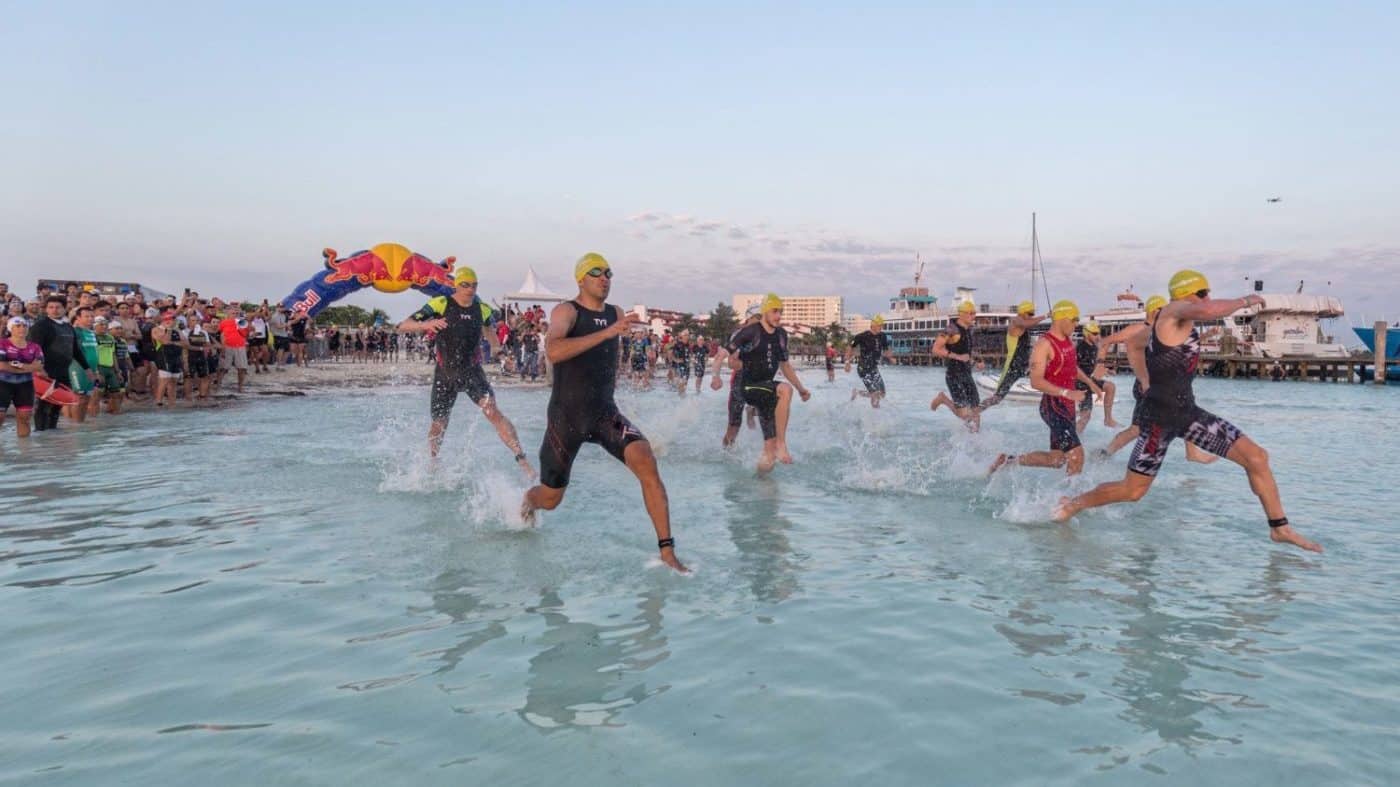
[
  {"left": 992, "top": 544, "right": 1297, "bottom": 772},
  {"left": 723, "top": 477, "right": 805, "bottom": 604},
  {"left": 518, "top": 589, "right": 670, "bottom": 732},
  {"left": 421, "top": 568, "right": 510, "bottom": 681}
]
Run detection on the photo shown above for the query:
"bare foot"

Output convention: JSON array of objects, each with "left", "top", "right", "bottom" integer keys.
[
  {"left": 1104, "top": 417, "right": 1121, "bottom": 428},
  {"left": 659, "top": 551, "right": 690, "bottom": 573},
  {"left": 1052, "top": 496, "right": 1074, "bottom": 523},
  {"left": 757, "top": 454, "right": 776, "bottom": 475},
  {"left": 930, "top": 393, "right": 948, "bottom": 411},
  {"left": 1271, "top": 524, "right": 1322, "bottom": 553},
  {"left": 987, "top": 453, "right": 1013, "bottom": 477},
  {"left": 518, "top": 499, "right": 538, "bottom": 528}
]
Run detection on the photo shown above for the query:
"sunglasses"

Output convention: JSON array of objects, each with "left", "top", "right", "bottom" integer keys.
[
  {"left": 1195, "top": 289, "right": 1210, "bottom": 298},
  {"left": 585, "top": 267, "right": 613, "bottom": 279}
]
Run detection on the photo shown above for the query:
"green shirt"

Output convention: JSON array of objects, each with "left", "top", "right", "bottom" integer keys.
[
  {"left": 95, "top": 332, "right": 118, "bottom": 368},
  {"left": 76, "top": 327, "right": 100, "bottom": 369}
]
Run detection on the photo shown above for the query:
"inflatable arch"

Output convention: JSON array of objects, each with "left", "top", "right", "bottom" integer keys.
[{"left": 280, "top": 243, "right": 457, "bottom": 317}]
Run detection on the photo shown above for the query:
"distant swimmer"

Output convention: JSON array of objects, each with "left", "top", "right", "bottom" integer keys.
[
  {"left": 669, "top": 328, "right": 693, "bottom": 396},
  {"left": 725, "top": 293, "right": 811, "bottom": 473},
  {"left": 1073, "top": 322, "right": 1119, "bottom": 432},
  {"left": 978, "top": 300, "right": 1047, "bottom": 411},
  {"left": 1055, "top": 270, "right": 1322, "bottom": 553},
  {"left": 398, "top": 267, "right": 534, "bottom": 478},
  {"left": 690, "top": 335, "right": 710, "bottom": 394},
  {"left": 929, "top": 301, "right": 982, "bottom": 431},
  {"left": 846, "top": 315, "right": 893, "bottom": 408},
  {"left": 989, "top": 300, "right": 1102, "bottom": 476},
  {"left": 711, "top": 306, "right": 761, "bottom": 448},
  {"left": 520, "top": 253, "right": 687, "bottom": 572},
  {"left": 1094, "top": 295, "right": 1217, "bottom": 464}
]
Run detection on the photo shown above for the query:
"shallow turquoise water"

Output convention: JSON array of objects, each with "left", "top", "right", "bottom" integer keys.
[{"left": 3, "top": 369, "right": 1398, "bottom": 785}]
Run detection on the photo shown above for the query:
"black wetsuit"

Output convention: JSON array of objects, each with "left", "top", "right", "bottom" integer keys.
[
  {"left": 411, "top": 295, "right": 496, "bottom": 421},
  {"left": 539, "top": 301, "right": 646, "bottom": 489},
  {"left": 28, "top": 316, "right": 86, "bottom": 430},
  {"left": 690, "top": 343, "right": 708, "bottom": 378},
  {"left": 851, "top": 330, "right": 890, "bottom": 394},
  {"left": 669, "top": 340, "right": 690, "bottom": 377},
  {"left": 982, "top": 328, "right": 1032, "bottom": 409},
  {"left": 942, "top": 319, "right": 978, "bottom": 409},
  {"left": 1075, "top": 337, "right": 1100, "bottom": 413},
  {"left": 726, "top": 322, "right": 788, "bottom": 440},
  {"left": 186, "top": 328, "right": 211, "bottom": 378},
  {"left": 1129, "top": 325, "right": 1242, "bottom": 477}
]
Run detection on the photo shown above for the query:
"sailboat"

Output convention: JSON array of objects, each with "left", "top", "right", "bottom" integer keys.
[{"left": 974, "top": 213, "right": 1049, "bottom": 403}]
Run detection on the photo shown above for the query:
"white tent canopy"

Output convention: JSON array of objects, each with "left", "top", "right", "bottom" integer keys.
[{"left": 503, "top": 266, "right": 569, "bottom": 303}]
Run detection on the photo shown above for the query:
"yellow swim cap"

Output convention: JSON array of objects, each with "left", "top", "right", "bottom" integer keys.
[
  {"left": 1145, "top": 294, "right": 1167, "bottom": 315},
  {"left": 760, "top": 293, "right": 783, "bottom": 313},
  {"left": 453, "top": 266, "right": 477, "bottom": 286},
  {"left": 574, "top": 252, "right": 610, "bottom": 282},
  {"left": 871, "top": 315, "right": 885, "bottom": 326},
  {"left": 1169, "top": 269, "right": 1210, "bottom": 300},
  {"left": 957, "top": 301, "right": 976, "bottom": 314},
  {"left": 1016, "top": 300, "right": 1034, "bottom": 315},
  {"left": 1051, "top": 299, "right": 1080, "bottom": 321},
  {"left": 1084, "top": 321, "right": 1100, "bottom": 334}
]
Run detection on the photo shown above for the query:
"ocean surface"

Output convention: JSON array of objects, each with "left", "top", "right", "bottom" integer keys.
[{"left": 3, "top": 368, "right": 1397, "bottom": 786}]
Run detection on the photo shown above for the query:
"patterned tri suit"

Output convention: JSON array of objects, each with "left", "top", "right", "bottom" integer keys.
[
  {"left": 538, "top": 301, "right": 646, "bottom": 489},
  {"left": 410, "top": 294, "right": 498, "bottom": 422},
  {"left": 1129, "top": 325, "right": 1243, "bottom": 477},
  {"left": 1039, "top": 332, "right": 1082, "bottom": 452}
]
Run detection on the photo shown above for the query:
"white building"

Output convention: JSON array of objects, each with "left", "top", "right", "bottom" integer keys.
[
  {"left": 843, "top": 313, "right": 871, "bottom": 334},
  {"left": 733, "top": 294, "right": 843, "bottom": 328}
]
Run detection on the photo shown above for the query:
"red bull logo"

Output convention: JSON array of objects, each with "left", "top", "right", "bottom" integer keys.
[{"left": 322, "top": 243, "right": 454, "bottom": 293}]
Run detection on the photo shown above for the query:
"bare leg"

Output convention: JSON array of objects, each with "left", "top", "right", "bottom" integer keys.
[
  {"left": 428, "top": 418, "right": 448, "bottom": 458},
  {"left": 1224, "top": 436, "right": 1322, "bottom": 552},
  {"left": 480, "top": 398, "right": 534, "bottom": 478},
  {"left": 623, "top": 441, "right": 687, "bottom": 572},
  {"left": 1102, "top": 424, "right": 1139, "bottom": 457},
  {"left": 954, "top": 406, "right": 980, "bottom": 432},
  {"left": 758, "top": 438, "right": 777, "bottom": 474},
  {"left": 1185, "top": 442, "right": 1219, "bottom": 464},
  {"left": 15, "top": 410, "right": 31, "bottom": 438},
  {"left": 722, "top": 425, "right": 740, "bottom": 448},
  {"left": 521, "top": 483, "right": 563, "bottom": 527},
  {"left": 1102, "top": 380, "right": 1119, "bottom": 427},
  {"left": 1054, "top": 470, "right": 1154, "bottom": 521},
  {"left": 773, "top": 383, "right": 794, "bottom": 464},
  {"left": 930, "top": 392, "right": 952, "bottom": 411}
]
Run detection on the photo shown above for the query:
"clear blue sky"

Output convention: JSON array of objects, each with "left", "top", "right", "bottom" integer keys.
[{"left": 5, "top": 1, "right": 1397, "bottom": 322}]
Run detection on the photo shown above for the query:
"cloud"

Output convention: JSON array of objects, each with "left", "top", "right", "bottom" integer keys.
[
  {"left": 728, "top": 226, "right": 749, "bottom": 240},
  {"left": 805, "top": 239, "right": 916, "bottom": 256}
]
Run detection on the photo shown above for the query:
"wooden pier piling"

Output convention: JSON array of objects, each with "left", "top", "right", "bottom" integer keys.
[{"left": 1377, "top": 321, "right": 1389, "bottom": 386}]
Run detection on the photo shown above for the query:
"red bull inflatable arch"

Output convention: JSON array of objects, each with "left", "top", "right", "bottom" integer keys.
[{"left": 279, "top": 243, "right": 457, "bottom": 317}]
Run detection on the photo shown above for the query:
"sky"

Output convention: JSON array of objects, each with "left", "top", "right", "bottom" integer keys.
[{"left": 4, "top": 1, "right": 1398, "bottom": 324}]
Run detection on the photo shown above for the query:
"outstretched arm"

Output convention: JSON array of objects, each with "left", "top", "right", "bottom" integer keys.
[
  {"left": 1170, "top": 293, "right": 1262, "bottom": 322},
  {"left": 780, "top": 361, "right": 810, "bottom": 400}
]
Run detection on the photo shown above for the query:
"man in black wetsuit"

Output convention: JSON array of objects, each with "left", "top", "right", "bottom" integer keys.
[
  {"left": 978, "top": 300, "right": 1048, "bottom": 411},
  {"left": 1073, "top": 322, "right": 1119, "bottom": 433},
  {"left": 846, "top": 315, "right": 893, "bottom": 408},
  {"left": 710, "top": 307, "right": 761, "bottom": 447},
  {"left": 724, "top": 293, "right": 811, "bottom": 473},
  {"left": 520, "top": 253, "right": 686, "bottom": 572},
  {"left": 930, "top": 301, "right": 981, "bottom": 431},
  {"left": 29, "top": 296, "right": 92, "bottom": 431},
  {"left": 1055, "top": 270, "right": 1321, "bottom": 553},
  {"left": 669, "top": 328, "right": 692, "bottom": 396},
  {"left": 398, "top": 266, "right": 533, "bottom": 476}
]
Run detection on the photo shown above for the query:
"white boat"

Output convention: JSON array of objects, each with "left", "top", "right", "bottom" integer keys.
[{"left": 974, "top": 372, "right": 1039, "bottom": 403}]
